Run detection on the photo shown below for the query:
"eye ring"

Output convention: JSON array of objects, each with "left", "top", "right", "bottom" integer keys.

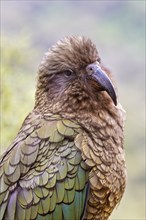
[{"left": 64, "top": 69, "right": 74, "bottom": 77}]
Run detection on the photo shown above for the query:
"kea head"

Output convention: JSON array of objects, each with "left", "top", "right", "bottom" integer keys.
[{"left": 35, "top": 36, "right": 117, "bottom": 116}]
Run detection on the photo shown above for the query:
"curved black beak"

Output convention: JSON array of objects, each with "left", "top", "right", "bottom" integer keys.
[{"left": 87, "top": 64, "right": 117, "bottom": 105}]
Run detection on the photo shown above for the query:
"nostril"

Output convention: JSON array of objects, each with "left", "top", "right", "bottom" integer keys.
[
  {"left": 87, "top": 65, "right": 94, "bottom": 75},
  {"left": 86, "top": 64, "right": 96, "bottom": 75}
]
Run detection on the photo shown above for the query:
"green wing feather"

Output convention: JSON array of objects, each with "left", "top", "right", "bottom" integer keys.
[{"left": 0, "top": 111, "right": 90, "bottom": 220}]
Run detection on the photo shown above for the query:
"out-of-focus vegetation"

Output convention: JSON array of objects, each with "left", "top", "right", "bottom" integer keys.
[
  {"left": 1, "top": 1, "right": 145, "bottom": 219},
  {"left": 1, "top": 36, "right": 37, "bottom": 148}
]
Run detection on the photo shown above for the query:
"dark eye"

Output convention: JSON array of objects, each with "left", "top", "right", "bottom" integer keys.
[{"left": 64, "top": 69, "right": 74, "bottom": 77}]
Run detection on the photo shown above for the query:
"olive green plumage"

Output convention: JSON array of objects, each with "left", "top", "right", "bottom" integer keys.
[
  {"left": 0, "top": 112, "right": 89, "bottom": 220},
  {"left": 0, "top": 36, "right": 126, "bottom": 220}
]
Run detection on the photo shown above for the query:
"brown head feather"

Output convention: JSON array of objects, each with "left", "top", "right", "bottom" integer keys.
[{"left": 35, "top": 36, "right": 118, "bottom": 121}]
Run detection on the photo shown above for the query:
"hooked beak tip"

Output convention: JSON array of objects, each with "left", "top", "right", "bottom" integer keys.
[{"left": 87, "top": 64, "right": 117, "bottom": 106}]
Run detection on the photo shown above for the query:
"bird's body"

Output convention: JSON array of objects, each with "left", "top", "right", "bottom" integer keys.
[{"left": 0, "top": 36, "right": 126, "bottom": 220}]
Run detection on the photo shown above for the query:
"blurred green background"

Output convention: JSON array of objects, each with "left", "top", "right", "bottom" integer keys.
[{"left": 1, "top": 1, "right": 145, "bottom": 219}]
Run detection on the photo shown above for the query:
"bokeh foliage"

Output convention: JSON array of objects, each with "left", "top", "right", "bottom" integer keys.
[
  {"left": 1, "top": 36, "right": 36, "bottom": 150},
  {"left": 1, "top": 1, "right": 145, "bottom": 219}
]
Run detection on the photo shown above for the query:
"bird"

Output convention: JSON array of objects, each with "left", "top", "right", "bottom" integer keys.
[{"left": 0, "top": 36, "right": 126, "bottom": 220}]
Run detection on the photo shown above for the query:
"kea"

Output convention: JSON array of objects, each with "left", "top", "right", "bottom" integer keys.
[{"left": 0, "top": 36, "right": 126, "bottom": 220}]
